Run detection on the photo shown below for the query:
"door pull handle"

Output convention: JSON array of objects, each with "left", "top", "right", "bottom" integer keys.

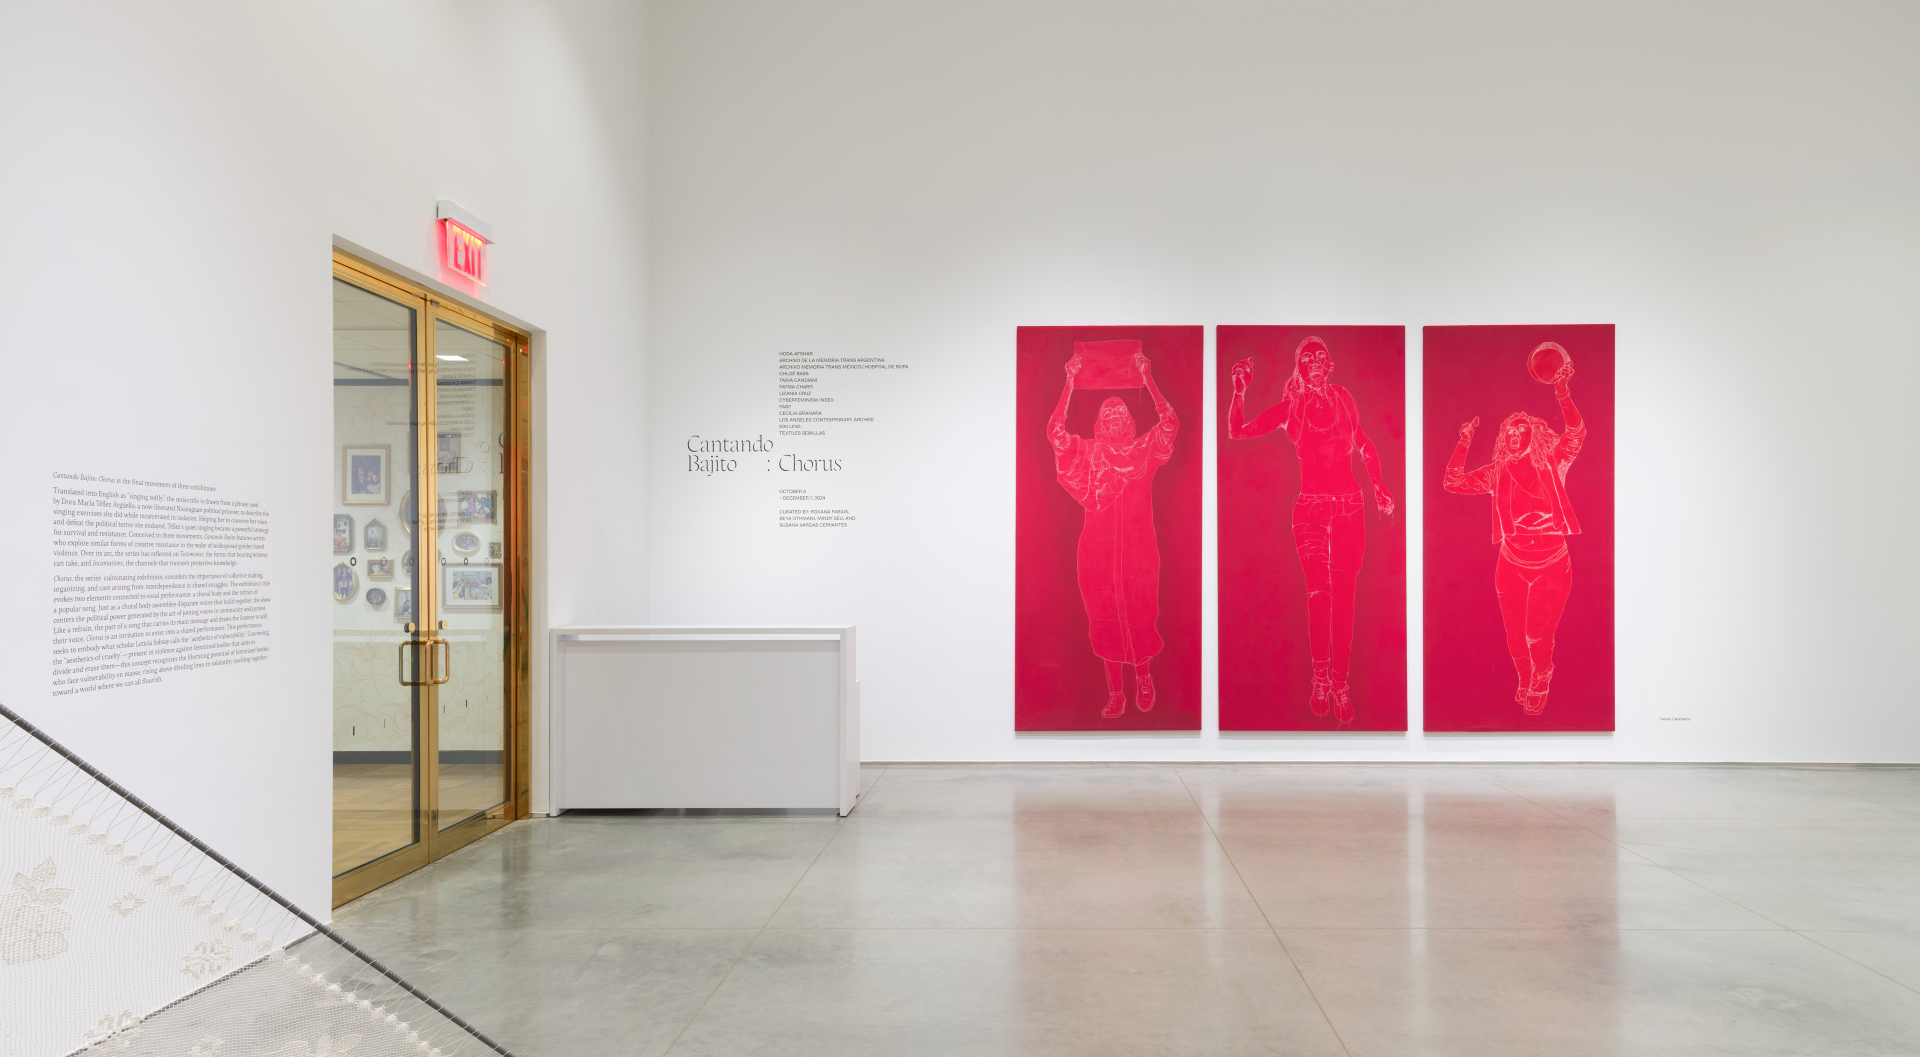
[
  {"left": 397, "top": 635, "right": 449, "bottom": 687},
  {"left": 430, "top": 638, "right": 452, "bottom": 685},
  {"left": 398, "top": 638, "right": 432, "bottom": 686}
]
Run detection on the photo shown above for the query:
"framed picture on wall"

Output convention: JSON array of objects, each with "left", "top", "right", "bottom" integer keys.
[
  {"left": 443, "top": 564, "right": 500, "bottom": 608},
  {"left": 342, "top": 445, "right": 391, "bottom": 505},
  {"left": 394, "top": 588, "right": 414, "bottom": 624},
  {"left": 365, "top": 587, "right": 388, "bottom": 609},
  {"left": 436, "top": 432, "right": 461, "bottom": 474},
  {"left": 332, "top": 562, "right": 358, "bottom": 604},
  {"left": 454, "top": 490, "right": 496, "bottom": 523},
  {"left": 399, "top": 491, "right": 416, "bottom": 534},
  {"left": 450, "top": 530, "right": 482, "bottom": 557},
  {"left": 333, "top": 514, "right": 354, "bottom": 555},
  {"left": 488, "top": 541, "right": 503, "bottom": 560},
  {"left": 366, "top": 557, "right": 395, "bottom": 581},
  {"left": 364, "top": 519, "right": 388, "bottom": 552}
]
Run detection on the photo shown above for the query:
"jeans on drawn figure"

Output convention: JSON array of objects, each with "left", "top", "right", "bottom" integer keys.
[
  {"left": 1292, "top": 493, "right": 1364, "bottom": 687},
  {"left": 1494, "top": 543, "right": 1572, "bottom": 693}
]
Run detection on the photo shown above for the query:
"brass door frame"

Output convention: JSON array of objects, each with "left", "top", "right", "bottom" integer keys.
[{"left": 332, "top": 251, "right": 533, "bottom": 907}]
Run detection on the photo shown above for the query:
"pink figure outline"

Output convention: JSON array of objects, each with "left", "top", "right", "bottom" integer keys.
[
  {"left": 1442, "top": 343, "right": 1585, "bottom": 715},
  {"left": 1227, "top": 336, "right": 1394, "bottom": 725},
  {"left": 1047, "top": 343, "right": 1178, "bottom": 719}
]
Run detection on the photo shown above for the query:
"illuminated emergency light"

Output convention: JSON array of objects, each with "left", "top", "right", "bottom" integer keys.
[
  {"left": 440, "top": 219, "right": 488, "bottom": 286},
  {"left": 434, "top": 200, "right": 494, "bottom": 288}
]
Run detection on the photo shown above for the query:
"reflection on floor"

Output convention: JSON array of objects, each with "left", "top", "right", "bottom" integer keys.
[
  {"left": 333, "top": 762, "right": 507, "bottom": 877},
  {"left": 332, "top": 763, "right": 1920, "bottom": 1056}
]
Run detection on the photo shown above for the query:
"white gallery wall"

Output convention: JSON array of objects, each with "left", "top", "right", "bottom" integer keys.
[
  {"left": 3, "top": 0, "right": 1917, "bottom": 924},
  {"left": 0, "top": 1, "right": 650, "bottom": 914},
  {"left": 646, "top": 0, "right": 1920, "bottom": 762}
]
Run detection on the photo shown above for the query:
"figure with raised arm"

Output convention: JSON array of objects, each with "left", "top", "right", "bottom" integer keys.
[
  {"left": 1047, "top": 348, "right": 1179, "bottom": 719},
  {"left": 1228, "top": 336, "right": 1394, "bottom": 724},
  {"left": 1443, "top": 344, "right": 1585, "bottom": 715}
]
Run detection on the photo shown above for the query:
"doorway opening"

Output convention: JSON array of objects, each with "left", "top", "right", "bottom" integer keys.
[{"left": 331, "top": 250, "right": 532, "bottom": 907}]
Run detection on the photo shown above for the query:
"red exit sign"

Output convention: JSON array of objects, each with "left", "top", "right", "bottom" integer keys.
[
  {"left": 435, "top": 201, "right": 493, "bottom": 288},
  {"left": 440, "top": 219, "right": 488, "bottom": 286}
]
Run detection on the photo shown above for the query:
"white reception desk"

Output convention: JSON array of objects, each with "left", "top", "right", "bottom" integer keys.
[{"left": 550, "top": 625, "right": 859, "bottom": 815}]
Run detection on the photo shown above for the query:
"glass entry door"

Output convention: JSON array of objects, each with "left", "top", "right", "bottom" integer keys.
[
  {"left": 331, "top": 276, "right": 424, "bottom": 884},
  {"left": 429, "top": 319, "right": 512, "bottom": 836},
  {"left": 332, "top": 254, "right": 529, "bottom": 907}
]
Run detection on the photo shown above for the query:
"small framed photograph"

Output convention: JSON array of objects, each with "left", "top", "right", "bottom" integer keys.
[
  {"left": 365, "top": 587, "right": 388, "bottom": 609},
  {"left": 402, "top": 550, "right": 416, "bottom": 582},
  {"left": 342, "top": 445, "right": 391, "bottom": 505},
  {"left": 364, "top": 519, "right": 388, "bottom": 552},
  {"left": 443, "top": 564, "right": 500, "bottom": 608},
  {"left": 332, "top": 562, "right": 358, "bottom": 604},
  {"left": 394, "top": 588, "right": 415, "bottom": 624},
  {"left": 488, "top": 541, "right": 503, "bottom": 560},
  {"left": 399, "top": 491, "right": 416, "bottom": 535},
  {"left": 333, "top": 514, "right": 355, "bottom": 555},
  {"left": 366, "top": 557, "right": 395, "bottom": 581},
  {"left": 436, "top": 432, "right": 461, "bottom": 474},
  {"left": 454, "top": 490, "right": 496, "bottom": 523},
  {"left": 450, "top": 530, "right": 482, "bottom": 557}
]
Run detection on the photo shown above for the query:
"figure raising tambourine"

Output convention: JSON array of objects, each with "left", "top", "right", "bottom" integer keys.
[{"left": 1443, "top": 342, "right": 1585, "bottom": 715}]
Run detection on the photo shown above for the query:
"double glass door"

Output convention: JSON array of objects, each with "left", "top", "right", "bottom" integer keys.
[{"left": 331, "top": 254, "right": 529, "bottom": 906}]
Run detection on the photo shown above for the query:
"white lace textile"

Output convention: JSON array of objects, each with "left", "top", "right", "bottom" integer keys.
[{"left": 0, "top": 704, "right": 512, "bottom": 1057}]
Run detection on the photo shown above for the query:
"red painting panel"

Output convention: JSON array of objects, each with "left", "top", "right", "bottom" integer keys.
[
  {"left": 1218, "top": 327, "right": 1407, "bottom": 731},
  {"left": 1016, "top": 326, "right": 1203, "bottom": 731},
  {"left": 1423, "top": 325, "right": 1615, "bottom": 731}
]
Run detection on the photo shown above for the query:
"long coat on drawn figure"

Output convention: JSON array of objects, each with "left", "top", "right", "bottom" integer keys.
[{"left": 1045, "top": 343, "right": 1177, "bottom": 719}]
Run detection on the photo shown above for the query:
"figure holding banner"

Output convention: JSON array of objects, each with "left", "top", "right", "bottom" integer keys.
[{"left": 1046, "top": 343, "right": 1178, "bottom": 719}]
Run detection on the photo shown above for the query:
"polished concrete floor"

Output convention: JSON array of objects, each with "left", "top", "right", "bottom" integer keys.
[{"left": 332, "top": 763, "right": 1920, "bottom": 1056}]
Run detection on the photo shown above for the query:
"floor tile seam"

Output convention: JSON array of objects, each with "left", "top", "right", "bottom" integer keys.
[
  {"left": 741, "top": 924, "right": 1802, "bottom": 932},
  {"left": 1472, "top": 768, "right": 1920, "bottom": 820},
  {"left": 844, "top": 813, "right": 1198, "bottom": 824},
  {"left": 1466, "top": 770, "right": 1669, "bottom": 867},
  {"left": 867, "top": 762, "right": 1189, "bottom": 767},
  {"left": 850, "top": 764, "right": 893, "bottom": 808},
  {"left": 1766, "top": 782, "right": 1920, "bottom": 824},
  {"left": 1761, "top": 766, "right": 1920, "bottom": 814},
  {"left": 1462, "top": 771, "right": 1827, "bottom": 933},
  {"left": 1593, "top": 815, "right": 1920, "bottom": 824},
  {"left": 1643, "top": 862, "right": 1904, "bottom": 934},
  {"left": 545, "top": 815, "right": 1784, "bottom": 829},
  {"left": 1785, "top": 930, "right": 1920, "bottom": 998},
  {"left": 1560, "top": 815, "right": 1920, "bottom": 821},
  {"left": 327, "top": 926, "right": 771, "bottom": 933},
  {"left": 749, "top": 925, "right": 1286, "bottom": 931},
  {"left": 1197, "top": 812, "right": 1896, "bottom": 821},
  {"left": 1236, "top": 925, "right": 1803, "bottom": 933},
  {"left": 660, "top": 813, "right": 852, "bottom": 1056},
  {"left": 1796, "top": 928, "right": 1920, "bottom": 934},
  {"left": 1479, "top": 773, "right": 1805, "bottom": 932},
  {"left": 1172, "top": 766, "right": 1354, "bottom": 1057}
]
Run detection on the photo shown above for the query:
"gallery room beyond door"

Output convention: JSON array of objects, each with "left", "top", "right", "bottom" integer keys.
[{"left": 330, "top": 252, "right": 531, "bottom": 906}]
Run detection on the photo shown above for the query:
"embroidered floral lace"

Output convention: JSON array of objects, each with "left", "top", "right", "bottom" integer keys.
[{"left": 0, "top": 704, "right": 513, "bottom": 1057}]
